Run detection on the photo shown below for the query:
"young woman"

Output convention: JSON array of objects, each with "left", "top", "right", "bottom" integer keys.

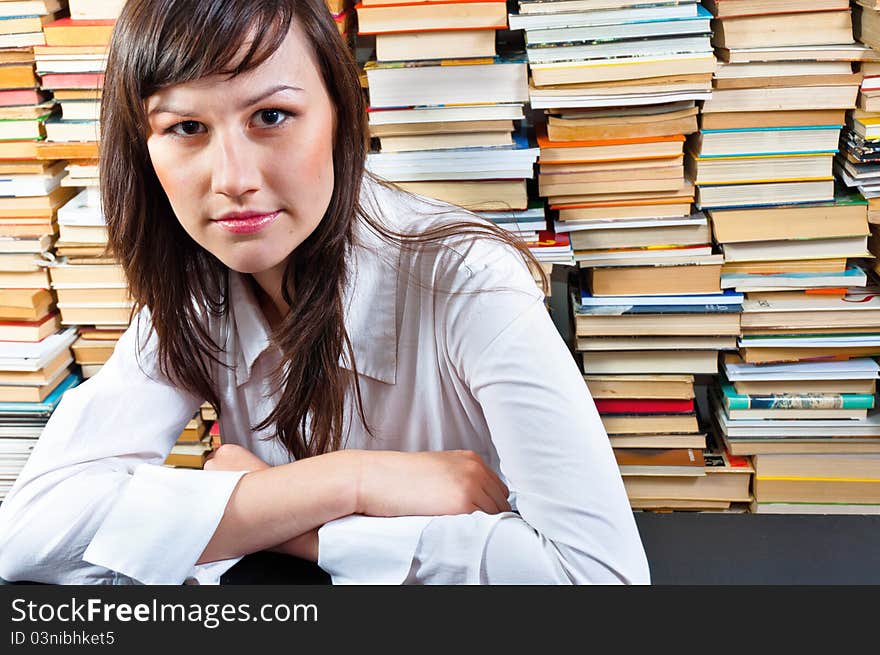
[{"left": 0, "top": 0, "right": 650, "bottom": 585}]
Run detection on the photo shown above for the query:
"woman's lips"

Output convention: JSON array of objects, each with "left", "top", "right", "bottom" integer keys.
[{"left": 214, "top": 210, "right": 281, "bottom": 234}]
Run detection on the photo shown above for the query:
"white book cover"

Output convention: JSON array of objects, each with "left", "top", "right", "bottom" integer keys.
[
  {"left": 0, "top": 328, "right": 78, "bottom": 371},
  {"left": 57, "top": 188, "right": 106, "bottom": 226}
]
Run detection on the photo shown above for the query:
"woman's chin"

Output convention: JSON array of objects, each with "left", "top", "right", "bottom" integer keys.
[{"left": 218, "top": 251, "right": 291, "bottom": 276}]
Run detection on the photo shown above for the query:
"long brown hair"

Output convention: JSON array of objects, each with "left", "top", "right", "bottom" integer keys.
[{"left": 101, "top": 0, "right": 546, "bottom": 461}]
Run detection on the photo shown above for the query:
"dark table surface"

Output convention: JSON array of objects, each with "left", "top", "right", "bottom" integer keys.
[
  {"left": 4, "top": 512, "right": 880, "bottom": 585},
  {"left": 222, "top": 512, "right": 880, "bottom": 585}
]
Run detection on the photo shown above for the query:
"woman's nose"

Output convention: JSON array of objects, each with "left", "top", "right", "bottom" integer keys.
[{"left": 210, "top": 131, "right": 261, "bottom": 198}]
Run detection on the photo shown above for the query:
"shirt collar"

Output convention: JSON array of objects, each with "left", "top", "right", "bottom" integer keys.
[{"left": 228, "top": 179, "right": 400, "bottom": 387}]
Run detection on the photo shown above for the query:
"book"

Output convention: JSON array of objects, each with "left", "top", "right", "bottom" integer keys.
[
  {"left": 0, "top": 371, "right": 79, "bottom": 416},
  {"left": 577, "top": 335, "right": 737, "bottom": 350},
  {"left": 568, "top": 221, "right": 710, "bottom": 251},
  {"left": 750, "top": 502, "right": 880, "bottom": 514},
  {"left": 700, "top": 108, "right": 847, "bottom": 130},
  {"left": 42, "top": 18, "right": 115, "bottom": 47},
  {"left": 375, "top": 29, "right": 497, "bottom": 61},
  {"left": 524, "top": 8, "right": 712, "bottom": 46},
  {"left": 364, "top": 57, "right": 528, "bottom": 108},
  {"left": 720, "top": 382, "right": 874, "bottom": 411},
  {"left": 164, "top": 440, "right": 212, "bottom": 468},
  {"left": 584, "top": 374, "right": 695, "bottom": 400},
  {"left": 754, "top": 453, "right": 880, "bottom": 479},
  {"left": 0, "top": 88, "right": 49, "bottom": 107},
  {"left": 537, "top": 131, "right": 685, "bottom": 163},
  {"left": 0, "top": 288, "right": 54, "bottom": 322},
  {"left": 0, "top": 0, "right": 64, "bottom": 17},
  {"left": 0, "top": 312, "right": 60, "bottom": 342},
  {"left": 621, "top": 449, "right": 753, "bottom": 502},
  {"left": 507, "top": 2, "right": 701, "bottom": 31},
  {"left": 708, "top": 197, "right": 868, "bottom": 243},
  {"left": 0, "top": 366, "right": 69, "bottom": 402},
  {"left": 703, "top": 0, "right": 849, "bottom": 18},
  {"left": 517, "top": 0, "right": 699, "bottom": 13},
  {"left": 721, "top": 235, "right": 870, "bottom": 262},
  {"left": 596, "top": 398, "right": 695, "bottom": 415},
  {"left": 754, "top": 476, "right": 880, "bottom": 504},
  {"left": 529, "top": 53, "right": 716, "bottom": 87},
  {"left": 527, "top": 35, "right": 713, "bottom": 66},
  {"left": 0, "top": 348, "right": 71, "bottom": 386},
  {"left": 379, "top": 131, "right": 513, "bottom": 152},
  {"left": 394, "top": 179, "right": 527, "bottom": 210},
  {"left": 688, "top": 153, "right": 833, "bottom": 186},
  {"left": 609, "top": 433, "right": 707, "bottom": 449},
  {"left": 546, "top": 104, "right": 698, "bottom": 142},
  {"left": 601, "top": 413, "right": 700, "bottom": 435},
  {"left": 40, "top": 72, "right": 104, "bottom": 90},
  {"left": 70, "top": 337, "right": 116, "bottom": 365},
  {"left": 712, "top": 10, "right": 854, "bottom": 49},
  {"left": 615, "top": 447, "right": 705, "bottom": 476},
  {"left": 701, "top": 84, "right": 860, "bottom": 113},
  {"left": 734, "top": 378, "right": 876, "bottom": 395},
  {"left": 575, "top": 311, "right": 741, "bottom": 336},
  {"left": 582, "top": 349, "right": 719, "bottom": 374},
  {"left": 57, "top": 303, "right": 133, "bottom": 326},
  {"left": 586, "top": 255, "right": 722, "bottom": 296},
  {"left": 691, "top": 125, "right": 842, "bottom": 157},
  {"left": 355, "top": 0, "right": 508, "bottom": 34}
]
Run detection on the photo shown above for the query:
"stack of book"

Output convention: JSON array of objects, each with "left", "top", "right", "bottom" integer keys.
[
  {"left": 0, "top": 0, "right": 78, "bottom": 500},
  {"left": 37, "top": 6, "right": 128, "bottom": 377},
  {"left": 358, "top": 1, "right": 536, "bottom": 213},
  {"left": 164, "top": 410, "right": 213, "bottom": 469},
  {"left": 48, "top": 185, "right": 129, "bottom": 379},
  {"left": 848, "top": 6, "right": 880, "bottom": 224},
  {"left": 511, "top": 0, "right": 711, "bottom": 256},
  {"left": 35, "top": 8, "right": 114, "bottom": 178},
  {"left": 751, "top": 451, "right": 880, "bottom": 514},
  {"left": 511, "top": 0, "right": 714, "bottom": 109},
  {"left": 48, "top": 247, "right": 130, "bottom": 379},
  {"left": 0, "top": 0, "right": 60, "bottom": 51},
  {"left": 0, "top": 325, "right": 78, "bottom": 499},
  {"left": 716, "top": 354, "right": 880, "bottom": 513},
  {"left": 619, "top": 438, "right": 754, "bottom": 511},
  {"left": 575, "top": 250, "right": 743, "bottom": 507},
  {"left": 695, "top": 0, "right": 865, "bottom": 212}
]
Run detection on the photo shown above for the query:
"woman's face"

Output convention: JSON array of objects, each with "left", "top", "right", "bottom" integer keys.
[{"left": 145, "top": 23, "right": 335, "bottom": 276}]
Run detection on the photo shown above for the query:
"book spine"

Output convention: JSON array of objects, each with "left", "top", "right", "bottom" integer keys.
[{"left": 725, "top": 393, "right": 875, "bottom": 410}]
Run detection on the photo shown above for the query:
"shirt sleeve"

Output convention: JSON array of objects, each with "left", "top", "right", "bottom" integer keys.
[
  {"left": 0, "top": 309, "right": 246, "bottom": 585},
  {"left": 318, "top": 240, "right": 651, "bottom": 584}
]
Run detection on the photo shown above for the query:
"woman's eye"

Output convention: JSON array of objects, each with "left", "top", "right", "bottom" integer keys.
[
  {"left": 168, "top": 120, "right": 205, "bottom": 136},
  {"left": 252, "top": 109, "right": 290, "bottom": 128}
]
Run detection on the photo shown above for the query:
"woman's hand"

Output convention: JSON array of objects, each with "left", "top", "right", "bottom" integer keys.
[
  {"left": 203, "top": 443, "right": 270, "bottom": 473},
  {"left": 356, "top": 450, "right": 511, "bottom": 518}
]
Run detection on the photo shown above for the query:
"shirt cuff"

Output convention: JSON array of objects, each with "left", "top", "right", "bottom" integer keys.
[
  {"left": 317, "top": 514, "right": 433, "bottom": 584},
  {"left": 83, "top": 464, "right": 247, "bottom": 585},
  {"left": 184, "top": 557, "right": 244, "bottom": 585}
]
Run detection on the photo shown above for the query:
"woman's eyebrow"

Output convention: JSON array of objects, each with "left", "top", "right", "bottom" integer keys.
[{"left": 147, "top": 84, "right": 305, "bottom": 117}]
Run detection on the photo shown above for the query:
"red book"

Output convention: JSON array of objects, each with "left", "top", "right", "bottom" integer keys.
[
  {"left": 0, "top": 88, "right": 50, "bottom": 107},
  {"left": 40, "top": 72, "right": 104, "bottom": 90},
  {"left": 594, "top": 398, "right": 695, "bottom": 415}
]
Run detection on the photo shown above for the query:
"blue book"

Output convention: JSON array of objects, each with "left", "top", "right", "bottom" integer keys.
[
  {"left": 580, "top": 288, "right": 743, "bottom": 306},
  {"left": 0, "top": 373, "right": 81, "bottom": 417},
  {"left": 701, "top": 126, "right": 844, "bottom": 134}
]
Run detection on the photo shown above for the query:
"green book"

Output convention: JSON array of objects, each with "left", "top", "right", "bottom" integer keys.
[{"left": 720, "top": 382, "right": 875, "bottom": 411}]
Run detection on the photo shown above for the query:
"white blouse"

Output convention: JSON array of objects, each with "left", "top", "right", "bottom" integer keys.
[{"left": 0, "top": 179, "right": 650, "bottom": 585}]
